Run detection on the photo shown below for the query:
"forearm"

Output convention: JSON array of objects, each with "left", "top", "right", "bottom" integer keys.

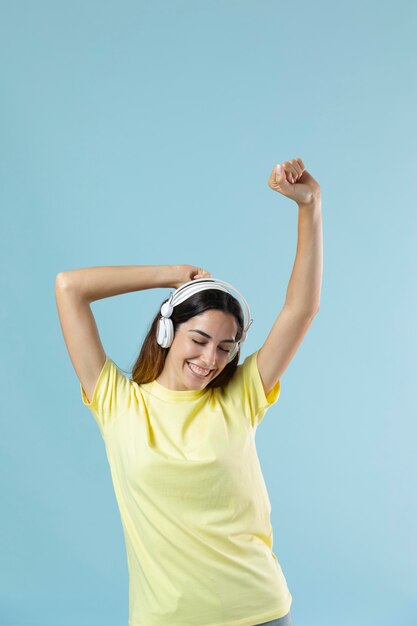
[
  {"left": 56, "top": 265, "right": 175, "bottom": 302},
  {"left": 285, "top": 200, "right": 323, "bottom": 316}
]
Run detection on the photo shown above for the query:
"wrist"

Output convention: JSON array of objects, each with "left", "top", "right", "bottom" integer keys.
[
  {"left": 297, "top": 196, "right": 322, "bottom": 211},
  {"left": 157, "top": 265, "right": 177, "bottom": 289}
]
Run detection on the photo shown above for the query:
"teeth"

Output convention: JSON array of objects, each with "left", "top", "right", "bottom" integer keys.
[{"left": 188, "top": 362, "right": 211, "bottom": 376}]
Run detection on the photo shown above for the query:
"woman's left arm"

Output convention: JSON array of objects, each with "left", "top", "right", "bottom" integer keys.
[{"left": 257, "top": 158, "right": 323, "bottom": 396}]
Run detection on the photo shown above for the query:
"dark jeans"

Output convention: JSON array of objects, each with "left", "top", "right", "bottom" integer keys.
[{"left": 255, "top": 610, "right": 294, "bottom": 626}]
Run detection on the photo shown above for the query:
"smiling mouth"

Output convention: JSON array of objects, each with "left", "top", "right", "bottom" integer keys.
[{"left": 187, "top": 361, "right": 213, "bottom": 378}]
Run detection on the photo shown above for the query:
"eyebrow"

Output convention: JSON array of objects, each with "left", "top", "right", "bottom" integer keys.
[{"left": 187, "top": 329, "right": 236, "bottom": 343}]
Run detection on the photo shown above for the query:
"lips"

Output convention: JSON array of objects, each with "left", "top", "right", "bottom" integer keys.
[{"left": 187, "top": 361, "right": 213, "bottom": 378}]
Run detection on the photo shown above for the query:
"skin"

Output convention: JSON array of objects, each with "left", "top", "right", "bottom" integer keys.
[
  {"left": 162, "top": 158, "right": 322, "bottom": 395},
  {"left": 155, "top": 309, "right": 239, "bottom": 391}
]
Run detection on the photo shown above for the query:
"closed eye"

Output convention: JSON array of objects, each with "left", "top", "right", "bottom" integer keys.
[{"left": 192, "top": 339, "right": 230, "bottom": 353}]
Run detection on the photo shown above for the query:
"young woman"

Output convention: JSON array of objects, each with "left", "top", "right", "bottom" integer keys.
[{"left": 55, "top": 157, "right": 322, "bottom": 626}]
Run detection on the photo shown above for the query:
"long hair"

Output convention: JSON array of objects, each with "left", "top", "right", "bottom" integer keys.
[{"left": 130, "top": 289, "right": 245, "bottom": 389}]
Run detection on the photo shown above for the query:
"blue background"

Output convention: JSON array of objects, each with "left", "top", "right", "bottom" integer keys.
[{"left": 1, "top": 1, "right": 416, "bottom": 625}]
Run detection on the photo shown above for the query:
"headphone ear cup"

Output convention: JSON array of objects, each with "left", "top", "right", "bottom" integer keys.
[
  {"left": 227, "top": 343, "right": 239, "bottom": 363},
  {"left": 161, "top": 301, "right": 173, "bottom": 318},
  {"left": 157, "top": 317, "right": 174, "bottom": 348}
]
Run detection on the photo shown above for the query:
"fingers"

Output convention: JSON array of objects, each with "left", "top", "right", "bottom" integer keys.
[
  {"left": 194, "top": 268, "right": 212, "bottom": 279},
  {"left": 276, "top": 158, "right": 305, "bottom": 184}
]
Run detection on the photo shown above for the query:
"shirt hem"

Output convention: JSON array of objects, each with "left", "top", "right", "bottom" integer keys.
[{"left": 128, "top": 594, "right": 292, "bottom": 626}]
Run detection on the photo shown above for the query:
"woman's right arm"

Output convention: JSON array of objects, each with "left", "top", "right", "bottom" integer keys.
[
  {"left": 55, "top": 264, "right": 211, "bottom": 402},
  {"left": 55, "top": 265, "right": 176, "bottom": 403}
]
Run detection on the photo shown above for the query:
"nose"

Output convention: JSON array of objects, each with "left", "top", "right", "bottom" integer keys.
[{"left": 199, "top": 343, "right": 217, "bottom": 369}]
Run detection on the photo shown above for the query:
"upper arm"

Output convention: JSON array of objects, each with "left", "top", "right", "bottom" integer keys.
[
  {"left": 257, "top": 304, "right": 317, "bottom": 396},
  {"left": 55, "top": 272, "right": 106, "bottom": 403}
]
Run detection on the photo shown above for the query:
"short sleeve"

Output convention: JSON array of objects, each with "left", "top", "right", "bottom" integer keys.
[
  {"left": 224, "top": 349, "right": 281, "bottom": 429},
  {"left": 80, "top": 355, "right": 133, "bottom": 438}
]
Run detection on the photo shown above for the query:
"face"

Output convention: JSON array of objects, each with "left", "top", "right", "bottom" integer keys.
[{"left": 156, "top": 309, "right": 239, "bottom": 391}]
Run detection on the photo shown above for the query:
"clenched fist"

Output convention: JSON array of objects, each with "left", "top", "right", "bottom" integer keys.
[{"left": 268, "top": 158, "right": 321, "bottom": 206}]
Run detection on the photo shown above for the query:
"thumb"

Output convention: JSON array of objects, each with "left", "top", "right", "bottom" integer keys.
[{"left": 275, "top": 163, "right": 287, "bottom": 184}]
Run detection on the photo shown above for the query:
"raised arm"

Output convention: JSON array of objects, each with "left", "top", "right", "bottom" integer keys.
[
  {"left": 257, "top": 158, "right": 323, "bottom": 395},
  {"left": 55, "top": 265, "right": 175, "bottom": 403}
]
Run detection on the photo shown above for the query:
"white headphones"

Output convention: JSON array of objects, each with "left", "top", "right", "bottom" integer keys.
[{"left": 156, "top": 277, "right": 253, "bottom": 363}]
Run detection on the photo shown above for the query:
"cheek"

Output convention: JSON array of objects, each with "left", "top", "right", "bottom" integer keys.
[{"left": 179, "top": 343, "right": 195, "bottom": 360}]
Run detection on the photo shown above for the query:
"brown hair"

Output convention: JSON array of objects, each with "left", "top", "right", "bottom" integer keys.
[{"left": 130, "top": 289, "right": 245, "bottom": 389}]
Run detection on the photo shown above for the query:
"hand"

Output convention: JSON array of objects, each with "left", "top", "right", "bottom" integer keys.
[
  {"left": 267, "top": 158, "right": 321, "bottom": 206},
  {"left": 170, "top": 264, "right": 212, "bottom": 289}
]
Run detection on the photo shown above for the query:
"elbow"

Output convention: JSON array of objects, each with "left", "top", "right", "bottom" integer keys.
[
  {"left": 286, "top": 301, "right": 320, "bottom": 318},
  {"left": 310, "top": 304, "right": 320, "bottom": 317},
  {"left": 55, "top": 271, "right": 73, "bottom": 292},
  {"left": 55, "top": 272, "right": 66, "bottom": 289},
  {"left": 302, "top": 304, "right": 320, "bottom": 319}
]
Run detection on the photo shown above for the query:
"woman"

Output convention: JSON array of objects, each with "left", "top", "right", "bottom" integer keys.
[{"left": 55, "top": 157, "right": 322, "bottom": 626}]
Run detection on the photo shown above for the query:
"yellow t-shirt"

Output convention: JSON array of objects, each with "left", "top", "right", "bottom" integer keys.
[{"left": 80, "top": 349, "right": 292, "bottom": 626}]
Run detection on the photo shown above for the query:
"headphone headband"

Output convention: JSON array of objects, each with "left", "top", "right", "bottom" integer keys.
[{"left": 156, "top": 277, "right": 253, "bottom": 362}]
